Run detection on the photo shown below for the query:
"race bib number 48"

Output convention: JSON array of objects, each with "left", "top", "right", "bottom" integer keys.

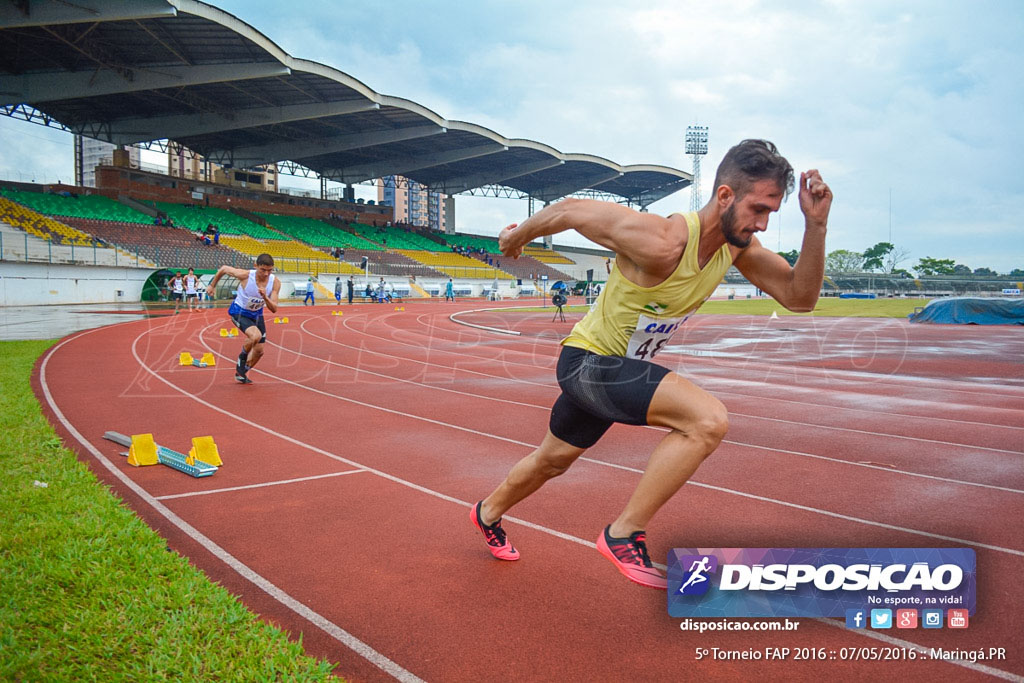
[{"left": 626, "top": 313, "right": 688, "bottom": 360}]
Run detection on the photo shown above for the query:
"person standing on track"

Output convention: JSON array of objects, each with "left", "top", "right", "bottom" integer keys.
[
  {"left": 347, "top": 275, "right": 355, "bottom": 304},
  {"left": 304, "top": 276, "right": 316, "bottom": 306},
  {"left": 205, "top": 254, "right": 281, "bottom": 385},
  {"left": 444, "top": 278, "right": 456, "bottom": 302},
  {"left": 169, "top": 271, "right": 185, "bottom": 314},
  {"left": 335, "top": 276, "right": 343, "bottom": 305},
  {"left": 470, "top": 139, "right": 832, "bottom": 588},
  {"left": 184, "top": 267, "right": 201, "bottom": 313}
]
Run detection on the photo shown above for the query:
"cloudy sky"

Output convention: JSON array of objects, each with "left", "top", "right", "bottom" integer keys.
[{"left": 2, "top": 0, "right": 1021, "bottom": 272}]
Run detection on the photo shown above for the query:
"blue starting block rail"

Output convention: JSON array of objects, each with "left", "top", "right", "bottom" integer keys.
[{"left": 103, "top": 431, "right": 218, "bottom": 478}]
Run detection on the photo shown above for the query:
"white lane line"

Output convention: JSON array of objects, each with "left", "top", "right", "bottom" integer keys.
[
  {"left": 448, "top": 307, "right": 521, "bottom": 335},
  {"left": 709, "top": 386, "right": 1024, "bottom": 431},
  {"left": 194, "top": 336, "right": 1024, "bottom": 557},
  {"left": 442, "top": 309, "right": 1024, "bottom": 398},
  {"left": 155, "top": 469, "right": 367, "bottom": 500},
  {"left": 728, "top": 412, "right": 1023, "bottom": 455},
  {"left": 39, "top": 327, "right": 424, "bottom": 683},
  {"left": 320, "top": 316, "right": 1024, "bottom": 452},
  {"left": 276, "top": 323, "right": 1024, "bottom": 485}
]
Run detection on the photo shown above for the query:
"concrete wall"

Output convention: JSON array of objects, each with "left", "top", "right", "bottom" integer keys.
[{"left": 0, "top": 261, "right": 153, "bottom": 306}]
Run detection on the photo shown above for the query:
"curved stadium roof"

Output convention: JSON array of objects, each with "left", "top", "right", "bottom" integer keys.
[{"left": 0, "top": 0, "right": 691, "bottom": 206}]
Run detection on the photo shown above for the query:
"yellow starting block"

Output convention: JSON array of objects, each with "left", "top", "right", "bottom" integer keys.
[
  {"left": 127, "top": 433, "right": 158, "bottom": 466},
  {"left": 331, "top": 310, "right": 344, "bottom": 316},
  {"left": 179, "top": 352, "right": 215, "bottom": 367},
  {"left": 188, "top": 435, "right": 222, "bottom": 467},
  {"left": 273, "top": 317, "right": 290, "bottom": 324},
  {"left": 105, "top": 431, "right": 219, "bottom": 477},
  {"left": 219, "top": 328, "right": 239, "bottom": 337},
  {"left": 393, "top": 306, "right": 405, "bottom": 311}
]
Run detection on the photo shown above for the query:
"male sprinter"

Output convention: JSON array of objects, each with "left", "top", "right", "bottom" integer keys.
[
  {"left": 205, "top": 254, "right": 281, "bottom": 385},
  {"left": 184, "top": 267, "right": 201, "bottom": 312},
  {"left": 471, "top": 140, "right": 832, "bottom": 588},
  {"left": 169, "top": 271, "right": 185, "bottom": 314}
]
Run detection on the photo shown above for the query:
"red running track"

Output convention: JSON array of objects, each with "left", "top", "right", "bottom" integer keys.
[{"left": 35, "top": 301, "right": 1024, "bottom": 681}]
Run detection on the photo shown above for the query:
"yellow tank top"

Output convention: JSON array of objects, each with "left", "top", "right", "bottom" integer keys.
[{"left": 562, "top": 212, "right": 733, "bottom": 358}]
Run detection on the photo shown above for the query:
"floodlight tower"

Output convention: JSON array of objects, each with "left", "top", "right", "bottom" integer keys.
[{"left": 685, "top": 125, "right": 708, "bottom": 211}]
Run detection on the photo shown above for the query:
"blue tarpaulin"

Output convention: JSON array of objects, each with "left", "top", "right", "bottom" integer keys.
[{"left": 908, "top": 297, "right": 1024, "bottom": 325}]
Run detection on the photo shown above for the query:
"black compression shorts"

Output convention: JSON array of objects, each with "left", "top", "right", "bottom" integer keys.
[
  {"left": 230, "top": 312, "right": 267, "bottom": 343},
  {"left": 549, "top": 345, "right": 671, "bottom": 449}
]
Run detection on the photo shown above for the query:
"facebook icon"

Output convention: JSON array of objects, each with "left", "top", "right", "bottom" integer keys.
[{"left": 845, "top": 609, "right": 867, "bottom": 629}]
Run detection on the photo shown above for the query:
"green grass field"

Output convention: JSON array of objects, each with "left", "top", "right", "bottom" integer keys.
[
  {"left": 514, "top": 297, "right": 930, "bottom": 318},
  {"left": 0, "top": 341, "right": 337, "bottom": 681}
]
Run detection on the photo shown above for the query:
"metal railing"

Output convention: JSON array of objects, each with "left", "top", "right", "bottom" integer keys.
[{"left": 0, "top": 231, "right": 150, "bottom": 267}]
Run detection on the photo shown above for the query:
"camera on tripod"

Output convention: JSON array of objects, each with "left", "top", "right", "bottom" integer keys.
[{"left": 551, "top": 291, "right": 567, "bottom": 322}]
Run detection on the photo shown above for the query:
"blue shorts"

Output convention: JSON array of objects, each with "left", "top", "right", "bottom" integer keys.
[{"left": 229, "top": 310, "right": 266, "bottom": 343}]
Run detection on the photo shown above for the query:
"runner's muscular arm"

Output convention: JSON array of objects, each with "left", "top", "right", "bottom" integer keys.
[
  {"left": 261, "top": 277, "right": 281, "bottom": 314},
  {"left": 205, "top": 265, "right": 248, "bottom": 297},
  {"left": 498, "top": 198, "right": 684, "bottom": 276},
  {"left": 733, "top": 170, "right": 832, "bottom": 312}
]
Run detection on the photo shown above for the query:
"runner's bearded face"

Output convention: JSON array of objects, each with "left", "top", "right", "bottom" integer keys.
[
  {"left": 720, "top": 203, "right": 751, "bottom": 248},
  {"left": 721, "top": 181, "right": 783, "bottom": 248}
]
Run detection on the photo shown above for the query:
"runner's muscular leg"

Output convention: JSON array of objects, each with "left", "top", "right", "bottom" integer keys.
[
  {"left": 608, "top": 372, "right": 728, "bottom": 537},
  {"left": 479, "top": 430, "right": 585, "bottom": 526},
  {"left": 248, "top": 341, "right": 265, "bottom": 367},
  {"left": 241, "top": 327, "right": 261, "bottom": 364}
]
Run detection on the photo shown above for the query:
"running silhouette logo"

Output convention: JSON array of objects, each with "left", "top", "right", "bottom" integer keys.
[{"left": 676, "top": 554, "right": 718, "bottom": 595}]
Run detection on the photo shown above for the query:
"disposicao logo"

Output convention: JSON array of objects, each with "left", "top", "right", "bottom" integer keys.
[
  {"left": 667, "top": 548, "right": 975, "bottom": 619},
  {"left": 676, "top": 555, "right": 718, "bottom": 596}
]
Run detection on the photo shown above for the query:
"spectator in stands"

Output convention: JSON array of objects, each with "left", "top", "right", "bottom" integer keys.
[
  {"left": 304, "top": 277, "right": 316, "bottom": 306},
  {"left": 347, "top": 276, "right": 355, "bottom": 304},
  {"left": 470, "top": 140, "right": 832, "bottom": 589},
  {"left": 334, "top": 277, "right": 342, "bottom": 305},
  {"left": 445, "top": 278, "right": 456, "bottom": 302},
  {"left": 365, "top": 282, "right": 374, "bottom": 301},
  {"left": 213, "top": 225, "right": 220, "bottom": 245}
]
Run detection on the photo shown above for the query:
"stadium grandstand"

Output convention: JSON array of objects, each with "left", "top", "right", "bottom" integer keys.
[
  {"left": 0, "top": 0, "right": 697, "bottom": 305},
  {"left": 7, "top": 3, "right": 1015, "bottom": 303}
]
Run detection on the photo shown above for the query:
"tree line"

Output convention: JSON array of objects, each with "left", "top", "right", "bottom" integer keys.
[{"left": 775, "top": 242, "right": 1023, "bottom": 278}]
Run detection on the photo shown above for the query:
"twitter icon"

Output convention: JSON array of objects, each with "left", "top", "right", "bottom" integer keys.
[{"left": 870, "top": 609, "right": 893, "bottom": 629}]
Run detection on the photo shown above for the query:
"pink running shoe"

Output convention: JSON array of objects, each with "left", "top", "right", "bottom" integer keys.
[
  {"left": 470, "top": 501, "right": 519, "bottom": 561},
  {"left": 596, "top": 526, "right": 667, "bottom": 589}
]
